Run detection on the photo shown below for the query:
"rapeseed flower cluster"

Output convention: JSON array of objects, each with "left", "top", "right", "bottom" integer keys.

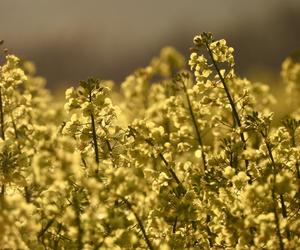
[{"left": 0, "top": 33, "right": 299, "bottom": 249}]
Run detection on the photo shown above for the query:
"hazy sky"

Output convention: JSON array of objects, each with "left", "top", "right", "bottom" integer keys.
[{"left": 1, "top": 0, "right": 300, "bottom": 88}]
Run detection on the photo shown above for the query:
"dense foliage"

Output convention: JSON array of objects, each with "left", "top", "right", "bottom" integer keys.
[{"left": 0, "top": 33, "right": 299, "bottom": 250}]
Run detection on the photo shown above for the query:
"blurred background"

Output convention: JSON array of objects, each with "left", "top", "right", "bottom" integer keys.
[{"left": 1, "top": 0, "right": 300, "bottom": 91}]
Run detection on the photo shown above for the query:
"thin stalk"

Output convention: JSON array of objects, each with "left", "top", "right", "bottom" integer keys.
[
  {"left": 73, "top": 196, "right": 83, "bottom": 250},
  {"left": 291, "top": 132, "right": 300, "bottom": 179},
  {"left": 204, "top": 42, "right": 251, "bottom": 181},
  {"left": 128, "top": 128, "right": 188, "bottom": 242},
  {"left": 172, "top": 216, "right": 178, "bottom": 233},
  {"left": 91, "top": 114, "right": 99, "bottom": 164},
  {"left": 1, "top": 184, "right": 5, "bottom": 196},
  {"left": 99, "top": 123, "right": 113, "bottom": 157},
  {"left": 93, "top": 230, "right": 111, "bottom": 250},
  {"left": 38, "top": 218, "right": 55, "bottom": 239},
  {"left": 204, "top": 42, "right": 241, "bottom": 128},
  {"left": 89, "top": 91, "right": 99, "bottom": 164},
  {"left": 0, "top": 87, "right": 5, "bottom": 140},
  {"left": 105, "top": 138, "right": 116, "bottom": 167},
  {"left": 53, "top": 223, "right": 62, "bottom": 250},
  {"left": 10, "top": 112, "right": 23, "bottom": 158},
  {"left": 10, "top": 114, "right": 18, "bottom": 139},
  {"left": 261, "top": 132, "right": 286, "bottom": 249},
  {"left": 272, "top": 188, "right": 285, "bottom": 250},
  {"left": 279, "top": 194, "right": 291, "bottom": 240},
  {"left": 129, "top": 126, "right": 184, "bottom": 189},
  {"left": 106, "top": 139, "right": 112, "bottom": 153},
  {"left": 205, "top": 214, "right": 213, "bottom": 247},
  {"left": 144, "top": 138, "right": 183, "bottom": 188},
  {"left": 0, "top": 87, "right": 5, "bottom": 198},
  {"left": 24, "top": 186, "right": 31, "bottom": 203},
  {"left": 182, "top": 80, "right": 207, "bottom": 170},
  {"left": 11, "top": 113, "right": 29, "bottom": 203},
  {"left": 120, "top": 197, "right": 154, "bottom": 250},
  {"left": 262, "top": 134, "right": 289, "bottom": 221},
  {"left": 181, "top": 77, "right": 213, "bottom": 245},
  {"left": 287, "top": 128, "right": 300, "bottom": 206},
  {"left": 295, "top": 162, "right": 300, "bottom": 180}
]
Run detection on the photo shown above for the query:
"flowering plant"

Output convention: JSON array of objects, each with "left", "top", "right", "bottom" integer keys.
[{"left": 0, "top": 33, "right": 299, "bottom": 249}]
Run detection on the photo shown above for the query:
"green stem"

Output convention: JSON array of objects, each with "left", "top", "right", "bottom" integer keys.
[
  {"left": 181, "top": 79, "right": 207, "bottom": 170},
  {"left": 93, "top": 230, "right": 111, "bottom": 250},
  {"left": 120, "top": 197, "right": 154, "bottom": 250},
  {"left": 145, "top": 138, "right": 183, "bottom": 189},
  {"left": 182, "top": 74, "right": 216, "bottom": 245},
  {"left": 89, "top": 91, "right": 99, "bottom": 164},
  {"left": 181, "top": 77, "right": 213, "bottom": 245},
  {"left": 129, "top": 126, "right": 184, "bottom": 189},
  {"left": 10, "top": 113, "right": 23, "bottom": 155},
  {"left": 0, "top": 87, "right": 5, "bottom": 140},
  {"left": 24, "top": 186, "right": 31, "bottom": 203},
  {"left": 172, "top": 216, "right": 178, "bottom": 233},
  {"left": 291, "top": 132, "right": 300, "bottom": 179},
  {"left": 90, "top": 113, "right": 99, "bottom": 164},
  {"left": 205, "top": 42, "right": 251, "bottom": 182},
  {"left": 106, "top": 139, "right": 112, "bottom": 153},
  {"left": 10, "top": 113, "right": 18, "bottom": 139},
  {"left": 272, "top": 189, "right": 285, "bottom": 250},
  {"left": 279, "top": 194, "right": 291, "bottom": 240},
  {"left": 295, "top": 161, "right": 300, "bottom": 180},
  {"left": 205, "top": 214, "right": 213, "bottom": 247},
  {"left": 38, "top": 218, "right": 55, "bottom": 239},
  {"left": 105, "top": 138, "right": 116, "bottom": 167},
  {"left": 53, "top": 223, "right": 62, "bottom": 250},
  {"left": 204, "top": 42, "right": 241, "bottom": 128},
  {"left": 73, "top": 196, "right": 83, "bottom": 250},
  {"left": 1, "top": 184, "right": 5, "bottom": 196},
  {"left": 261, "top": 132, "right": 285, "bottom": 249}
]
